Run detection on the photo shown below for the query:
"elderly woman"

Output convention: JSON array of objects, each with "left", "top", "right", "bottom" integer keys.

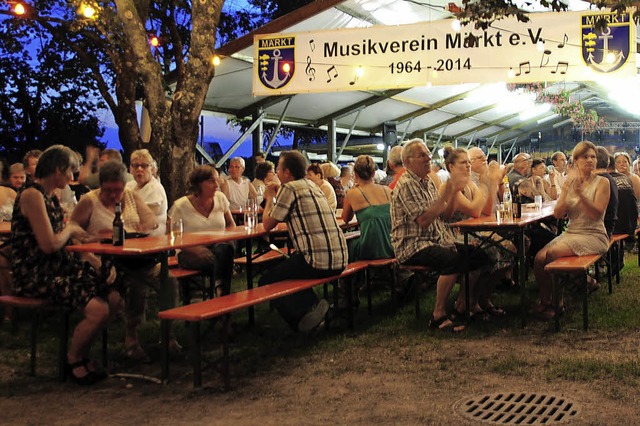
[
  {"left": 125, "top": 149, "right": 168, "bottom": 236},
  {"left": 12, "top": 145, "right": 122, "bottom": 385},
  {"left": 72, "top": 160, "right": 178, "bottom": 362},
  {"left": 307, "top": 164, "right": 337, "bottom": 211},
  {"left": 533, "top": 141, "right": 610, "bottom": 319},
  {"left": 319, "top": 162, "right": 345, "bottom": 209},
  {"left": 341, "top": 155, "right": 393, "bottom": 261},
  {"left": 169, "top": 165, "right": 236, "bottom": 297}
]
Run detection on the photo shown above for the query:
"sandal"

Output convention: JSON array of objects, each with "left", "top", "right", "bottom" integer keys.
[
  {"left": 66, "top": 360, "right": 104, "bottom": 385},
  {"left": 586, "top": 276, "right": 600, "bottom": 294},
  {"left": 428, "top": 315, "right": 465, "bottom": 332},
  {"left": 83, "top": 358, "right": 107, "bottom": 379},
  {"left": 125, "top": 344, "right": 151, "bottom": 363}
]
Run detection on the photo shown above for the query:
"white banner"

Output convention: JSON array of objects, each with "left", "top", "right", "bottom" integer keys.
[{"left": 253, "top": 10, "right": 636, "bottom": 95}]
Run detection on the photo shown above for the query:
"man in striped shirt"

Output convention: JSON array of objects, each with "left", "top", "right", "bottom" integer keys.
[
  {"left": 391, "top": 139, "right": 490, "bottom": 332},
  {"left": 261, "top": 150, "right": 348, "bottom": 332}
]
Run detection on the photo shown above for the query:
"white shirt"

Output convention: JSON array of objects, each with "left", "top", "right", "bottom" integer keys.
[
  {"left": 126, "top": 177, "right": 167, "bottom": 235},
  {"left": 168, "top": 192, "right": 230, "bottom": 233},
  {"left": 318, "top": 179, "right": 337, "bottom": 211},
  {"left": 225, "top": 177, "right": 251, "bottom": 210}
]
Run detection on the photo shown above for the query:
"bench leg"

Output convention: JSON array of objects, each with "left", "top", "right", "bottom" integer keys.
[
  {"left": 59, "top": 309, "right": 70, "bottom": 382},
  {"left": 192, "top": 322, "right": 202, "bottom": 389},
  {"left": 582, "top": 272, "right": 589, "bottom": 331},
  {"left": 161, "top": 319, "right": 170, "bottom": 383},
  {"left": 414, "top": 272, "right": 420, "bottom": 321},
  {"left": 222, "top": 315, "right": 230, "bottom": 391},
  {"left": 553, "top": 275, "right": 561, "bottom": 332},
  {"left": 365, "top": 268, "right": 372, "bottom": 316},
  {"left": 30, "top": 311, "right": 39, "bottom": 376},
  {"left": 606, "top": 248, "right": 613, "bottom": 294},
  {"left": 345, "top": 278, "right": 354, "bottom": 330}
]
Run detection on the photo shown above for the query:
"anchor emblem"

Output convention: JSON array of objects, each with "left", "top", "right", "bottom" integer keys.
[
  {"left": 581, "top": 13, "right": 630, "bottom": 74},
  {"left": 257, "top": 38, "right": 296, "bottom": 90}
]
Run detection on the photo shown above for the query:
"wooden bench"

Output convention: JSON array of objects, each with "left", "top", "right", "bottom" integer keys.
[
  {"left": 544, "top": 253, "right": 602, "bottom": 331},
  {"left": 158, "top": 261, "right": 368, "bottom": 389},
  {"left": 602, "top": 234, "right": 629, "bottom": 292},
  {"left": 232, "top": 247, "right": 294, "bottom": 267},
  {"left": 0, "top": 295, "right": 107, "bottom": 381},
  {"left": 167, "top": 255, "right": 213, "bottom": 304},
  {"left": 397, "top": 264, "right": 432, "bottom": 320}
]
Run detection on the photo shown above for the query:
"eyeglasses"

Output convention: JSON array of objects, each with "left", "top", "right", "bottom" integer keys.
[
  {"left": 411, "top": 152, "right": 432, "bottom": 160},
  {"left": 131, "top": 163, "right": 150, "bottom": 169}
]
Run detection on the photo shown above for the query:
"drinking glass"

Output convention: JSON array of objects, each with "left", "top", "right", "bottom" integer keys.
[
  {"left": 244, "top": 199, "right": 257, "bottom": 229},
  {"left": 534, "top": 195, "right": 543, "bottom": 210},
  {"left": 171, "top": 218, "right": 183, "bottom": 239}
]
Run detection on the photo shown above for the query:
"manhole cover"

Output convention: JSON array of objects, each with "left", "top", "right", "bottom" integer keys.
[{"left": 453, "top": 392, "right": 581, "bottom": 425}]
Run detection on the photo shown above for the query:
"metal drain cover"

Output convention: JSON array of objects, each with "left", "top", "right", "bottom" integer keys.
[{"left": 453, "top": 392, "right": 580, "bottom": 425}]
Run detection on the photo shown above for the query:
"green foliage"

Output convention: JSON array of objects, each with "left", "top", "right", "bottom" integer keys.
[{"left": 0, "top": 10, "right": 106, "bottom": 161}]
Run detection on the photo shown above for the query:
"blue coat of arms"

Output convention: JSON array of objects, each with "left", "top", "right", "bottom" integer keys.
[
  {"left": 257, "top": 36, "right": 295, "bottom": 90},
  {"left": 582, "top": 12, "right": 631, "bottom": 73}
]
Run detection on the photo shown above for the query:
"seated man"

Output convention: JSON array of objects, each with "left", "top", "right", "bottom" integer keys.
[
  {"left": 260, "top": 150, "right": 348, "bottom": 332},
  {"left": 7, "top": 163, "right": 26, "bottom": 191},
  {"left": 391, "top": 139, "right": 491, "bottom": 331},
  {"left": 79, "top": 147, "right": 133, "bottom": 189},
  {"left": 220, "top": 157, "right": 257, "bottom": 211}
]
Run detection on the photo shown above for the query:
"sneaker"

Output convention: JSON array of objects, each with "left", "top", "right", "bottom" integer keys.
[{"left": 298, "top": 299, "right": 330, "bottom": 333}]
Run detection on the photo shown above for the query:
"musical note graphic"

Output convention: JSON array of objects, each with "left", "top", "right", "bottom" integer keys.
[
  {"left": 349, "top": 73, "right": 359, "bottom": 86},
  {"left": 309, "top": 39, "right": 315, "bottom": 52},
  {"left": 514, "top": 61, "right": 530, "bottom": 76},
  {"left": 305, "top": 56, "right": 316, "bottom": 82},
  {"left": 550, "top": 61, "right": 569, "bottom": 75},
  {"left": 558, "top": 34, "right": 568, "bottom": 49},
  {"left": 540, "top": 50, "right": 551, "bottom": 68},
  {"left": 326, "top": 65, "right": 338, "bottom": 83}
]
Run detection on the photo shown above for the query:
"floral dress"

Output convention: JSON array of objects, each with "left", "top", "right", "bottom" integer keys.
[{"left": 11, "top": 182, "right": 108, "bottom": 309}]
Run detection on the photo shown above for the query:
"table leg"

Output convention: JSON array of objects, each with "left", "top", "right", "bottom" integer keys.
[
  {"left": 159, "top": 252, "right": 170, "bottom": 311},
  {"left": 516, "top": 229, "right": 527, "bottom": 328},
  {"left": 464, "top": 232, "right": 471, "bottom": 320},
  {"left": 246, "top": 238, "right": 254, "bottom": 326}
]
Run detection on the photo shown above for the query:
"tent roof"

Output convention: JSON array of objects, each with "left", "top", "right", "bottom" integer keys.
[{"left": 204, "top": 0, "right": 639, "bottom": 152}]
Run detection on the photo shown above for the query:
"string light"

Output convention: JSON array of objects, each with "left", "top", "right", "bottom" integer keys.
[
  {"left": 212, "top": 55, "right": 221, "bottom": 66},
  {"left": 13, "top": 2, "right": 26, "bottom": 15},
  {"left": 282, "top": 62, "right": 291, "bottom": 73},
  {"left": 149, "top": 35, "right": 159, "bottom": 47},
  {"left": 78, "top": 3, "right": 96, "bottom": 18}
]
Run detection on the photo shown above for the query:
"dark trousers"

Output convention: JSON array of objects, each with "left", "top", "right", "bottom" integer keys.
[{"left": 259, "top": 253, "right": 343, "bottom": 330}]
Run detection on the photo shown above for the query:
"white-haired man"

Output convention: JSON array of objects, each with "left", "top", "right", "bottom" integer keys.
[{"left": 220, "top": 157, "right": 257, "bottom": 210}]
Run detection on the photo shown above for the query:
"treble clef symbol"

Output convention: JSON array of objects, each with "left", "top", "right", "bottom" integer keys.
[{"left": 305, "top": 56, "right": 316, "bottom": 82}]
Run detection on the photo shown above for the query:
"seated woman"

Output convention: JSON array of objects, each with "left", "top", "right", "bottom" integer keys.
[
  {"left": 168, "top": 165, "right": 236, "bottom": 297},
  {"left": 72, "top": 160, "right": 178, "bottom": 362},
  {"left": 252, "top": 161, "right": 279, "bottom": 209},
  {"left": 319, "top": 162, "right": 345, "bottom": 209},
  {"left": 533, "top": 141, "right": 610, "bottom": 319},
  {"left": 12, "top": 145, "right": 122, "bottom": 385},
  {"left": 441, "top": 147, "right": 502, "bottom": 318},
  {"left": 307, "top": 163, "right": 337, "bottom": 211},
  {"left": 341, "top": 155, "right": 393, "bottom": 261},
  {"left": 0, "top": 162, "right": 16, "bottom": 221},
  {"left": 126, "top": 149, "right": 168, "bottom": 235},
  {"left": 529, "top": 158, "right": 557, "bottom": 201}
]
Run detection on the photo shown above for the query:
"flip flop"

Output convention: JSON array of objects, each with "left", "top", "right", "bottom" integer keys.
[
  {"left": 125, "top": 344, "right": 151, "bottom": 363},
  {"left": 428, "top": 315, "right": 465, "bottom": 332}
]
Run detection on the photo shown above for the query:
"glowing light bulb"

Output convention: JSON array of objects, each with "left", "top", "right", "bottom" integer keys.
[
  {"left": 537, "top": 40, "right": 545, "bottom": 52},
  {"left": 282, "top": 63, "right": 290, "bottom": 73},
  {"left": 82, "top": 5, "right": 95, "bottom": 18},
  {"left": 14, "top": 3, "right": 26, "bottom": 15},
  {"left": 376, "top": 143, "right": 385, "bottom": 150},
  {"left": 212, "top": 55, "right": 221, "bottom": 66},
  {"left": 451, "top": 19, "right": 461, "bottom": 32},
  {"left": 150, "top": 36, "right": 159, "bottom": 47},
  {"left": 606, "top": 52, "right": 616, "bottom": 64},
  {"left": 355, "top": 66, "right": 364, "bottom": 78},
  {"left": 507, "top": 69, "right": 515, "bottom": 79}
]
